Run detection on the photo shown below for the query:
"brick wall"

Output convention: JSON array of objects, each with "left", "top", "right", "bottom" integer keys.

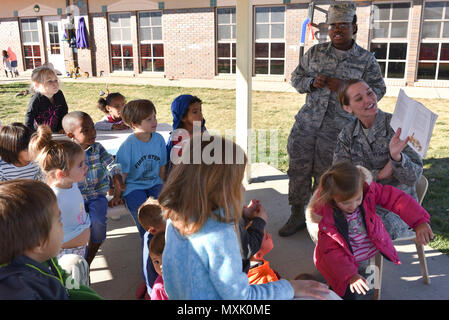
[
  {"left": 76, "top": 15, "right": 93, "bottom": 76},
  {"left": 91, "top": 13, "right": 110, "bottom": 76},
  {"left": 163, "top": 8, "right": 215, "bottom": 79},
  {"left": 0, "top": 18, "right": 24, "bottom": 73},
  {"left": 406, "top": 0, "right": 423, "bottom": 86},
  {"left": 355, "top": 3, "right": 371, "bottom": 50},
  {"left": 285, "top": 3, "right": 308, "bottom": 82}
]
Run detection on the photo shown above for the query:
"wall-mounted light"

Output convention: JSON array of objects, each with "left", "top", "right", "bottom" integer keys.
[{"left": 34, "top": 4, "right": 40, "bottom": 13}]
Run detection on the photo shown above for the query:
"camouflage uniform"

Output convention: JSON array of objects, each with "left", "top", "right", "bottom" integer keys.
[
  {"left": 333, "top": 109, "right": 423, "bottom": 239},
  {"left": 288, "top": 41, "right": 386, "bottom": 206}
]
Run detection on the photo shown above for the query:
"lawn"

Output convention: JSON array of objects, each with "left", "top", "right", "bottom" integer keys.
[{"left": 1, "top": 81, "right": 448, "bottom": 254}]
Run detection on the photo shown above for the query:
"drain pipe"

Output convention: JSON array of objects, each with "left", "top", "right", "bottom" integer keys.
[{"left": 299, "top": 17, "right": 310, "bottom": 61}]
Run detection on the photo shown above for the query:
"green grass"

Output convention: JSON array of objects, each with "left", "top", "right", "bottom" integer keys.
[{"left": 1, "top": 81, "right": 448, "bottom": 254}]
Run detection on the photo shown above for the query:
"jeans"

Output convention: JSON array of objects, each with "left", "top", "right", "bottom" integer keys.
[
  {"left": 123, "top": 184, "right": 163, "bottom": 239},
  {"left": 84, "top": 196, "right": 108, "bottom": 244},
  {"left": 124, "top": 184, "right": 163, "bottom": 283}
]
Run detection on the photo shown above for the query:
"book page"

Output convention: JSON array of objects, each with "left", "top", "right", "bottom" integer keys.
[
  {"left": 390, "top": 90, "right": 438, "bottom": 158},
  {"left": 390, "top": 89, "right": 414, "bottom": 139}
]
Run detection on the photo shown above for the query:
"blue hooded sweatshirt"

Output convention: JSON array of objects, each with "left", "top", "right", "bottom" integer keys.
[{"left": 166, "top": 94, "right": 206, "bottom": 162}]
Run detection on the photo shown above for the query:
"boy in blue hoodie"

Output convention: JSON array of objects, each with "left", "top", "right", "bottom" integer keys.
[
  {"left": 166, "top": 95, "right": 206, "bottom": 173},
  {"left": 0, "top": 179, "right": 102, "bottom": 300}
]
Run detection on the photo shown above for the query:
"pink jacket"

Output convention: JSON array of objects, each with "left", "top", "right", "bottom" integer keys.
[{"left": 313, "top": 181, "right": 430, "bottom": 297}]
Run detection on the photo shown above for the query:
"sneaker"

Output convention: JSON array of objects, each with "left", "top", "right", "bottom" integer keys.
[{"left": 135, "top": 281, "right": 147, "bottom": 300}]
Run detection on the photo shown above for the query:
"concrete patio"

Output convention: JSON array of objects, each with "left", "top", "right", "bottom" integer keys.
[{"left": 89, "top": 162, "right": 449, "bottom": 300}]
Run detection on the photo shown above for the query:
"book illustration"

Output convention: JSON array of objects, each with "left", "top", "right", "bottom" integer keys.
[
  {"left": 390, "top": 89, "right": 438, "bottom": 158},
  {"left": 409, "top": 133, "right": 422, "bottom": 152}
]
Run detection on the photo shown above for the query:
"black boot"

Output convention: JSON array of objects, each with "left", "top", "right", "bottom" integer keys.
[{"left": 278, "top": 204, "right": 306, "bottom": 237}]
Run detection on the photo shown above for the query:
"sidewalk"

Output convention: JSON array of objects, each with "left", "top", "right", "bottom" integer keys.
[
  {"left": 90, "top": 163, "right": 449, "bottom": 300},
  {"left": 62, "top": 75, "right": 449, "bottom": 99},
  {"left": 2, "top": 74, "right": 449, "bottom": 99}
]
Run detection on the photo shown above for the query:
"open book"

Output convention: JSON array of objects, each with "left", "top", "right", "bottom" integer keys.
[{"left": 390, "top": 89, "right": 438, "bottom": 158}]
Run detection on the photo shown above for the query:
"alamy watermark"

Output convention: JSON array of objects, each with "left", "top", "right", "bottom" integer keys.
[{"left": 168, "top": 122, "right": 279, "bottom": 168}]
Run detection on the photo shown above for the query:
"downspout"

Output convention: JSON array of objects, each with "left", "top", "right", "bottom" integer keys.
[{"left": 299, "top": 17, "right": 310, "bottom": 61}]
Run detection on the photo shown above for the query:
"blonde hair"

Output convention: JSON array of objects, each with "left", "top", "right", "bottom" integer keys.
[
  {"left": 138, "top": 197, "right": 164, "bottom": 231},
  {"left": 121, "top": 99, "right": 156, "bottom": 127},
  {"left": 29, "top": 125, "right": 84, "bottom": 177},
  {"left": 310, "top": 161, "right": 365, "bottom": 211},
  {"left": 31, "top": 66, "right": 57, "bottom": 91},
  {"left": 159, "top": 135, "right": 247, "bottom": 235}
]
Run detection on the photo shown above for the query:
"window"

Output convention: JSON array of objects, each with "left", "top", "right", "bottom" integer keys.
[
  {"left": 109, "top": 13, "right": 133, "bottom": 71},
  {"left": 370, "top": 2, "right": 411, "bottom": 79},
  {"left": 254, "top": 6, "right": 285, "bottom": 75},
  {"left": 417, "top": 1, "right": 449, "bottom": 80},
  {"left": 21, "top": 18, "right": 42, "bottom": 70},
  {"left": 216, "top": 8, "right": 236, "bottom": 74},
  {"left": 139, "top": 11, "right": 164, "bottom": 72},
  {"left": 48, "top": 22, "right": 60, "bottom": 54}
]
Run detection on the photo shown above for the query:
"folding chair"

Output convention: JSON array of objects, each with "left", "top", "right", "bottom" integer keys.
[{"left": 373, "top": 175, "right": 430, "bottom": 300}]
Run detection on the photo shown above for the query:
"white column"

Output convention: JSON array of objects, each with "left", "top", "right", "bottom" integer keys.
[{"left": 235, "top": 0, "right": 252, "bottom": 182}]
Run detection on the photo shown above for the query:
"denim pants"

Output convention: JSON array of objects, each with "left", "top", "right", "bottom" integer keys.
[
  {"left": 84, "top": 195, "right": 108, "bottom": 244},
  {"left": 123, "top": 184, "right": 163, "bottom": 239},
  {"left": 124, "top": 184, "right": 163, "bottom": 283}
]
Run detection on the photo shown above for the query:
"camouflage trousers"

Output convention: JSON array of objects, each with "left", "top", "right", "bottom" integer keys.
[{"left": 287, "top": 112, "right": 343, "bottom": 206}]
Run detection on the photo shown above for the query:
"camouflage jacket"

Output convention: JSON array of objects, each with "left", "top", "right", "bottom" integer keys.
[
  {"left": 291, "top": 41, "right": 386, "bottom": 129},
  {"left": 333, "top": 109, "right": 423, "bottom": 199}
]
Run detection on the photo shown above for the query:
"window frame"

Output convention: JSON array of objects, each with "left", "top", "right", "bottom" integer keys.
[
  {"left": 369, "top": 1, "right": 412, "bottom": 80},
  {"left": 138, "top": 10, "right": 164, "bottom": 73},
  {"left": 417, "top": 0, "right": 449, "bottom": 81},
  {"left": 216, "top": 7, "right": 236, "bottom": 75},
  {"left": 20, "top": 18, "right": 42, "bottom": 70},
  {"left": 108, "top": 12, "right": 134, "bottom": 72},
  {"left": 253, "top": 5, "right": 286, "bottom": 76}
]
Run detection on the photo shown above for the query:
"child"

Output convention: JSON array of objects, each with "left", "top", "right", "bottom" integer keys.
[
  {"left": 309, "top": 161, "right": 434, "bottom": 299},
  {"left": 94, "top": 92, "right": 129, "bottom": 131},
  {"left": 0, "top": 179, "right": 102, "bottom": 299},
  {"left": 166, "top": 94, "right": 206, "bottom": 170},
  {"left": 240, "top": 199, "right": 268, "bottom": 274},
  {"left": 25, "top": 66, "right": 68, "bottom": 133},
  {"left": 137, "top": 197, "right": 166, "bottom": 299},
  {"left": 159, "top": 135, "right": 329, "bottom": 300},
  {"left": 2, "top": 50, "right": 13, "bottom": 78},
  {"left": 6, "top": 48, "right": 19, "bottom": 77},
  {"left": 116, "top": 99, "right": 167, "bottom": 238},
  {"left": 149, "top": 231, "right": 169, "bottom": 300},
  {"left": 247, "top": 230, "right": 280, "bottom": 285},
  {"left": 0, "top": 122, "right": 43, "bottom": 181},
  {"left": 62, "top": 111, "right": 124, "bottom": 265},
  {"left": 29, "top": 125, "right": 91, "bottom": 260}
]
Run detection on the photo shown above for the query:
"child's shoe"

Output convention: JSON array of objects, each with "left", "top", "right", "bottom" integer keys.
[{"left": 136, "top": 281, "right": 147, "bottom": 299}]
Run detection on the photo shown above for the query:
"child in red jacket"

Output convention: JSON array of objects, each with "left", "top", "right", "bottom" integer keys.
[{"left": 309, "top": 161, "right": 433, "bottom": 300}]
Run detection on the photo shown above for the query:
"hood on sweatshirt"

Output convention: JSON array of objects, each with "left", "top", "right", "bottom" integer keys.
[{"left": 166, "top": 94, "right": 206, "bottom": 155}]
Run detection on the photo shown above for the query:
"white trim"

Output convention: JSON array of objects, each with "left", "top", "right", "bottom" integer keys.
[
  {"left": 138, "top": 11, "right": 164, "bottom": 73},
  {"left": 253, "top": 5, "right": 286, "bottom": 76},
  {"left": 216, "top": 7, "right": 237, "bottom": 75},
  {"left": 417, "top": 1, "right": 449, "bottom": 80},
  {"left": 370, "top": 1, "right": 412, "bottom": 80}
]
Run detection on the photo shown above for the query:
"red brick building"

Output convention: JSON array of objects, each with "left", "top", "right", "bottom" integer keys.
[{"left": 1, "top": 0, "right": 448, "bottom": 87}]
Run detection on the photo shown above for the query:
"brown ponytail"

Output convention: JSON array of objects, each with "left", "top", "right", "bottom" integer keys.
[
  {"left": 310, "top": 161, "right": 365, "bottom": 210},
  {"left": 29, "top": 125, "right": 83, "bottom": 177}
]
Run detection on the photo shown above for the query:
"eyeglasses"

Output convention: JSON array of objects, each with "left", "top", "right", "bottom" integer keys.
[{"left": 328, "top": 23, "right": 351, "bottom": 31}]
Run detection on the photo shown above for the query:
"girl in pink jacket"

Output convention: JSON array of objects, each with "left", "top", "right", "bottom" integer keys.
[{"left": 309, "top": 161, "right": 433, "bottom": 299}]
